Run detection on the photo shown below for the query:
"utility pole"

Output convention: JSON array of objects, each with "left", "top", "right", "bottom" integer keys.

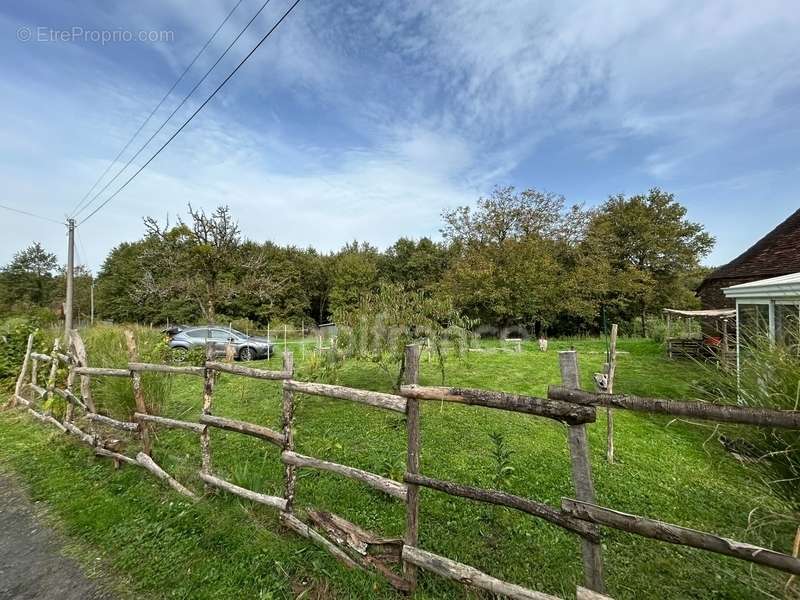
[
  {"left": 64, "top": 218, "right": 75, "bottom": 338},
  {"left": 90, "top": 279, "right": 95, "bottom": 326}
]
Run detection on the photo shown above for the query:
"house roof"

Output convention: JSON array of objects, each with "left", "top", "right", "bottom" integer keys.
[
  {"left": 701, "top": 208, "right": 800, "bottom": 284},
  {"left": 723, "top": 271, "right": 800, "bottom": 299}
]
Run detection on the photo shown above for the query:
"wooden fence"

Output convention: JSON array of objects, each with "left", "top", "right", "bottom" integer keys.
[{"left": 7, "top": 332, "right": 800, "bottom": 599}]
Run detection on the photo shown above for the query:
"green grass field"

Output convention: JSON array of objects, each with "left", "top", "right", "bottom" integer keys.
[{"left": 0, "top": 334, "right": 795, "bottom": 599}]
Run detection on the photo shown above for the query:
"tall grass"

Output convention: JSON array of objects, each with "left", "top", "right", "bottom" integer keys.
[
  {"left": 695, "top": 330, "right": 800, "bottom": 512},
  {"left": 80, "top": 325, "right": 173, "bottom": 419}
]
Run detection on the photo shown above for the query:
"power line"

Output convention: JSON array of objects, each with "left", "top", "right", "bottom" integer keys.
[
  {"left": 69, "top": 0, "right": 246, "bottom": 219},
  {"left": 74, "top": 0, "right": 275, "bottom": 221},
  {"left": 0, "top": 203, "right": 64, "bottom": 225},
  {"left": 79, "top": 0, "right": 303, "bottom": 226}
]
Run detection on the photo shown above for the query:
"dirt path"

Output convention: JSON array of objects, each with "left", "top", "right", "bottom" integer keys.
[{"left": 0, "top": 474, "right": 113, "bottom": 600}]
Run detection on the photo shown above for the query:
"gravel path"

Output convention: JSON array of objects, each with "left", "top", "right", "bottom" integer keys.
[{"left": 0, "top": 474, "right": 114, "bottom": 600}]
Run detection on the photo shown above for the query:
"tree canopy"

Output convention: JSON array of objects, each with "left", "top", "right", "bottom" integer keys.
[{"left": 0, "top": 187, "right": 715, "bottom": 336}]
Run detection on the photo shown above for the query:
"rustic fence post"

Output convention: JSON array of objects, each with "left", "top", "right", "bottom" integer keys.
[
  {"left": 7, "top": 333, "right": 34, "bottom": 409},
  {"left": 281, "top": 352, "right": 296, "bottom": 512},
  {"left": 44, "top": 338, "right": 61, "bottom": 415},
  {"left": 605, "top": 325, "right": 618, "bottom": 463},
  {"left": 69, "top": 330, "right": 95, "bottom": 413},
  {"left": 125, "top": 330, "right": 152, "bottom": 456},
  {"left": 30, "top": 356, "right": 39, "bottom": 390},
  {"left": 403, "top": 344, "right": 421, "bottom": 590},
  {"left": 200, "top": 344, "right": 216, "bottom": 478},
  {"left": 559, "top": 350, "right": 605, "bottom": 593}
]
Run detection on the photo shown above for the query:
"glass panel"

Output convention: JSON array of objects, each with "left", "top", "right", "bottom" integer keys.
[
  {"left": 738, "top": 303, "right": 770, "bottom": 349},
  {"left": 210, "top": 329, "right": 231, "bottom": 340},
  {"left": 776, "top": 303, "right": 800, "bottom": 353}
]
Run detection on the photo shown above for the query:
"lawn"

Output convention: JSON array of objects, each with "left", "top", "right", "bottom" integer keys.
[{"left": 0, "top": 333, "right": 795, "bottom": 599}]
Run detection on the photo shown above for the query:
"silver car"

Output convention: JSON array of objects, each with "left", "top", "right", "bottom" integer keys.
[{"left": 168, "top": 326, "right": 274, "bottom": 361}]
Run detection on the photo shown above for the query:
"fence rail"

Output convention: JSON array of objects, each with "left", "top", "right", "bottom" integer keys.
[{"left": 8, "top": 335, "right": 800, "bottom": 598}]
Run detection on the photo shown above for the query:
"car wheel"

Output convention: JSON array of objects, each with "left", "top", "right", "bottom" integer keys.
[
  {"left": 172, "top": 347, "right": 188, "bottom": 362},
  {"left": 239, "top": 347, "right": 256, "bottom": 362}
]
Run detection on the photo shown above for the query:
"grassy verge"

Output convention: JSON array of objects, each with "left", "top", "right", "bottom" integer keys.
[{"left": 0, "top": 333, "right": 795, "bottom": 599}]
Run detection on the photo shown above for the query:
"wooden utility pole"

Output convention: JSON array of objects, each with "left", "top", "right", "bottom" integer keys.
[
  {"left": 90, "top": 279, "right": 95, "bottom": 326},
  {"left": 64, "top": 218, "right": 75, "bottom": 338}
]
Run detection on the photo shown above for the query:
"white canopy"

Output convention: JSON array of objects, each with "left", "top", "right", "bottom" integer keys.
[
  {"left": 663, "top": 308, "right": 736, "bottom": 318},
  {"left": 723, "top": 272, "right": 800, "bottom": 299}
]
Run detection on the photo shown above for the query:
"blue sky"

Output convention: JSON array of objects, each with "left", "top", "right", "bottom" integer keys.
[{"left": 1, "top": 0, "right": 798, "bottom": 271}]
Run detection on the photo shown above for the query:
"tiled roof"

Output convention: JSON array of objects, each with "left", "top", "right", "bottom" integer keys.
[{"left": 702, "top": 208, "right": 800, "bottom": 284}]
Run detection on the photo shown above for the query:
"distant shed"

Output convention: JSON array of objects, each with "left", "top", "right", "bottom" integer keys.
[{"left": 698, "top": 208, "right": 800, "bottom": 309}]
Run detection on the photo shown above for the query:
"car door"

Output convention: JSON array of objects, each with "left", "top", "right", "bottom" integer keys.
[{"left": 209, "top": 329, "right": 233, "bottom": 357}]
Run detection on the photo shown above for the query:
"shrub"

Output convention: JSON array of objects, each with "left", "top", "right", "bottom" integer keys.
[{"left": 0, "top": 316, "right": 45, "bottom": 383}]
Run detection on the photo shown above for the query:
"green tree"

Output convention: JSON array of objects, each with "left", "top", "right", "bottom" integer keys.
[
  {"left": 328, "top": 241, "right": 379, "bottom": 315},
  {"left": 0, "top": 242, "right": 58, "bottom": 314},
  {"left": 441, "top": 186, "right": 593, "bottom": 331},
  {"left": 378, "top": 237, "right": 452, "bottom": 293},
  {"left": 585, "top": 188, "right": 715, "bottom": 335}
]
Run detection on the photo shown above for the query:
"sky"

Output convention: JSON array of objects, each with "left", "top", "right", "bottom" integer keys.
[{"left": 0, "top": 0, "right": 798, "bottom": 272}]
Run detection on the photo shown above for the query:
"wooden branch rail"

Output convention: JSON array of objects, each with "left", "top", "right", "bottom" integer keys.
[
  {"left": 13, "top": 394, "right": 30, "bottom": 407},
  {"left": 205, "top": 361, "right": 291, "bottom": 380},
  {"left": 282, "top": 451, "right": 407, "bottom": 501},
  {"left": 562, "top": 498, "right": 800, "bottom": 576},
  {"left": 404, "top": 473, "right": 598, "bottom": 542},
  {"left": 307, "top": 510, "right": 403, "bottom": 560},
  {"left": 280, "top": 512, "right": 361, "bottom": 570},
  {"left": 402, "top": 545, "right": 561, "bottom": 600},
  {"left": 577, "top": 587, "right": 615, "bottom": 600},
  {"left": 27, "top": 408, "right": 67, "bottom": 432},
  {"left": 305, "top": 510, "right": 410, "bottom": 591},
  {"left": 95, "top": 447, "right": 138, "bottom": 466},
  {"left": 63, "top": 421, "right": 95, "bottom": 446},
  {"left": 284, "top": 380, "right": 407, "bottom": 413},
  {"left": 52, "top": 387, "right": 87, "bottom": 410},
  {"left": 73, "top": 366, "right": 131, "bottom": 377},
  {"left": 400, "top": 384, "right": 595, "bottom": 425},
  {"left": 27, "top": 383, "right": 47, "bottom": 397},
  {"left": 199, "top": 414, "right": 285, "bottom": 446},
  {"left": 134, "top": 412, "right": 204, "bottom": 433},
  {"left": 137, "top": 453, "right": 196, "bottom": 499},
  {"left": 30, "top": 351, "right": 72, "bottom": 364},
  {"left": 86, "top": 413, "right": 139, "bottom": 431},
  {"left": 548, "top": 386, "right": 800, "bottom": 429},
  {"left": 128, "top": 362, "right": 205, "bottom": 376},
  {"left": 199, "top": 472, "right": 287, "bottom": 510}
]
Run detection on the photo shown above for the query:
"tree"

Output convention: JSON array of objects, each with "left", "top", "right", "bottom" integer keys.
[
  {"left": 585, "top": 188, "right": 715, "bottom": 335},
  {"left": 0, "top": 242, "right": 58, "bottom": 313},
  {"left": 328, "top": 241, "right": 379, "bottom": 314},
  {"left": 378, "top": 237, "right": 452, "bottom": 293},
  {"left": 441, "top": 186, "right": 594, "bottom": 331}
]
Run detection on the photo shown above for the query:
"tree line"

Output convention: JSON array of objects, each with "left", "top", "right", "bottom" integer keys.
[{"left": 0, "top": 187, "right": 714, "bottom": 336}]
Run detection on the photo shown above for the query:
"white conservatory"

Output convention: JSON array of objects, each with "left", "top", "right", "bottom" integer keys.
[{"left": 723, "top": 272, "right": 800, "bottom": 369}]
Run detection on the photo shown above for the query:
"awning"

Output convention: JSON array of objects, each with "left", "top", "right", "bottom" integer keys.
[{"left": 663, "top": 308, "right": 736, "bottom": 318}]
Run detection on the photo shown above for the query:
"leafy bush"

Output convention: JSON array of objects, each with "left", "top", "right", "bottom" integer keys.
[{"left": 0, "top": 316, "right": 45, "bottom": 383}]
